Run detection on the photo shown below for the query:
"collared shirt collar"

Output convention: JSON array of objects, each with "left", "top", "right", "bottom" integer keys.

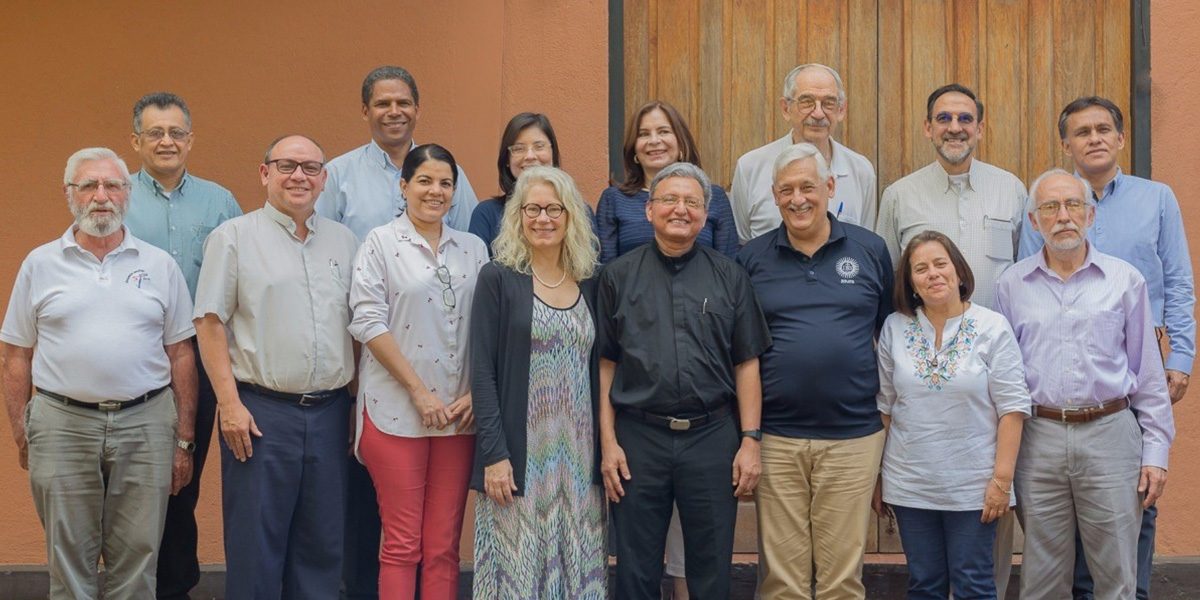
[
  {"left": 1029, "top": 241, "right": 1105, "bottom": 282},
  {"left": 366, "top": 138, "right": 417, "bottom": 172},
  {"left": 263, "top": 200, "right": 319, "bottom": 236},
  {"left": 59, "top": 224, "right": 139, "bottom": 257},
  {"left": 391, "top": 210, "right": 458, "bottom": 253},
  {"left": 933, "top": 158, "right": 981, "bottom": 194},
  {"left": 134, "top": 168, "right": 192, "bottom": 197},
  {"left": 652, "top": 239, "right": 699, "bottom": 271},
  {"left": 829, "top": 139, "right": 852, "bottom": 177},
  {"left": 772, "top": 212, "right": 845, "bottom": 255},
  {"left": 1073, "top": 167, "right": 1123, "bottom": 202}
]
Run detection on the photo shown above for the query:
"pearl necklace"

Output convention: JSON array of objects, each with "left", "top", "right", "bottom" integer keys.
[{"left": 531, "top": 265, "right": 568, "bottom": 288}]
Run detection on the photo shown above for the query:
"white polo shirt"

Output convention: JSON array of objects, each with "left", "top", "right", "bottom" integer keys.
[
  {"left": 731, "top": 135, "right": 878, "bottom": 244},
  {"left": 0, "top": 226, "right": 196, "bottom": 403}
]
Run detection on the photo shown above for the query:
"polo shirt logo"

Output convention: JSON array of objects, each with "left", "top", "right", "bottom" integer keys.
[
  {"left": 125, "top": 269, "right": 151, "bottom": 288},
  {"left": 835, "top": 257, "right": 860, "bottom": 283}
]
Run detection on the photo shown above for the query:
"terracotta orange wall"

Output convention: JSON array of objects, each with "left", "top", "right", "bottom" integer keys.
[
  {"left": 1148, "top": 0, "right": 1200, "bottom": 556},
  {"left": 2, "top": 0, "right": 1200, "bottom": 567},
  {"left": 0, "top": 0, "right": 607, "bottom": 564}
]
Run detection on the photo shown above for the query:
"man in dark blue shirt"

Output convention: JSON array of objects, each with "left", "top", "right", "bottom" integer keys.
[
  {"left": 598, "top": 162, "right": 772, "bottom": 600},
  {"left": 737, "top": 142, "right": 893, "bottom": 599}
]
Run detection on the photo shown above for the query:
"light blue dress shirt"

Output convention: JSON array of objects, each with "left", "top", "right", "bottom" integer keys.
[
  {"left": 316, "top": 139, "right": 478, "bottom": 242},
  {"left": 1017, "top": 169, "right": 1196, "bottom": 373},
  {"left": 124, "top": 169, "right": 242, "bottom": 299}
]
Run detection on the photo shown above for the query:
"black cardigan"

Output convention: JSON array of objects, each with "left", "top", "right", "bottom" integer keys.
[{"left": 469, "top": 262, "right": 603, "bottom": 495}]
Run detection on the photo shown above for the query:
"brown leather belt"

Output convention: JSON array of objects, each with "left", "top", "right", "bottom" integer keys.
[{"left": 1034, "top": 397, "right": 1130, "bottom": 423}]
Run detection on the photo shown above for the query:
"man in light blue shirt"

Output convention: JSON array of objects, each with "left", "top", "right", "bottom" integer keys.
[
  {"left": 123, "top": 92, "right": 241, "bottom": 600},
  {"left": 316, "top": 65, "right": 477, "bottom": 241},
  {"left": 1017, "top": 96, "right": 1194, "bottom": 600},
  {"left": 317, "top": 65, "right": 476, "bottom": 600}
]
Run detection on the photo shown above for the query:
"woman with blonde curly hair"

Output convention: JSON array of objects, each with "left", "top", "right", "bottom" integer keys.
[{"left": 470, "top": 166, "right": 606, "bottom": 598}]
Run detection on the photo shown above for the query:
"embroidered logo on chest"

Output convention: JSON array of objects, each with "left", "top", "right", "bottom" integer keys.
[
  {"left": 125, "top": 269, "right": 151, "bottom": 289},
  {"left": 835, "top": 257, "right": 860, "bottom": 283}
]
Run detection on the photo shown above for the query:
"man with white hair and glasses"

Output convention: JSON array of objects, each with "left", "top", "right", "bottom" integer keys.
[
  {"left": 2, "top": 147, "right": 197, "bottom": 600},
  {"left": 731, "top": 63, "right": 877, "bottom": 242},
  {"left": 996, "top": 169, "right": 1174, "bottom": 600}
]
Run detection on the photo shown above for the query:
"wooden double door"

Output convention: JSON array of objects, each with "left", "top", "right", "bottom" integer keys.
[{"left": 622, "top": 0, "right": 1134, "bottom": 553}]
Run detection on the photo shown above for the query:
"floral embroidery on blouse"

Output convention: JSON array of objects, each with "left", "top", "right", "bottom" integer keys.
[{"left": 904, "top": 315, "right": 978, "bottom": 390}]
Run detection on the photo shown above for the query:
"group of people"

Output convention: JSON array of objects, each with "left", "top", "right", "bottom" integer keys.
[{"left": 0, "top": 61, "right": 1189, "bottom": 600}]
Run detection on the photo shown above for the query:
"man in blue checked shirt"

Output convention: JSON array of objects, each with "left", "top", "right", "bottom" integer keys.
[
  {"left": 124, "top": 91, "right": 242, "bottom": 600},
  {"left": 1018, "top": 96, "right": 1195, "bottom": 600}
]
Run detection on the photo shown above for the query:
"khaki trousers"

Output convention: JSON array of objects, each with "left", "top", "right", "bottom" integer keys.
[{"left": 755, "top": 430, "right": 885, "bottom": 600}]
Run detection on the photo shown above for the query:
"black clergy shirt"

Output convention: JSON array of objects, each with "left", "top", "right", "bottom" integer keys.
[{"left": 598, "top": 242, "right": 771, "bottom": 415}]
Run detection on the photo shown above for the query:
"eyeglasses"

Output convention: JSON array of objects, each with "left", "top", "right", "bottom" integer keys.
[
  {"left": 652, "top": 195, "right": 705, "bottom": 210},
  {"left": 265, "top": 159, "right": 325, "bottom": 176},
  {"left": 1036, "top": 199, "right": 1088, "bottom": 216},
  {"left": 932, "top": 112, "right": 977, "bottom": 126},
  {"left": 435, "top": 265, "right": 456, "bottom": 309},
  {"left": 68, "top": 179, "right": 129, "bottom": 195},
  {"left": 787, "top": 95, "right": 840, "bottom": 113},
  {"left": 138, "top": 128, "right": 191, "bottom": 141},
  {"left": 508, "top": 141, "right": 552, "bottom": 155},
  {"left": 521, "top": 203, "right": 565, "bottom": 219}
]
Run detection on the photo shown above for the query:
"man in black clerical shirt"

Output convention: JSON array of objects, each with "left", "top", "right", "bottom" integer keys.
[{"left": 597, "top": 161, "right": 772, "bottom": 600}]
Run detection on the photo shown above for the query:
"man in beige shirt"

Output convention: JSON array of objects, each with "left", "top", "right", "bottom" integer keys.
[{"left": 194, "top": 134, "right": 359, "bottom": 600}]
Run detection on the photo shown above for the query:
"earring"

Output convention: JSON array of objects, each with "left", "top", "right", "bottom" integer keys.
[{"left": 634, "top": 156, "right": 640, "bottom": 165}]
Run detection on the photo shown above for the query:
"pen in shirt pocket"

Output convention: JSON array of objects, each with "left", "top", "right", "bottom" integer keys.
[
  {"left": 702, "top": 298, "right": 708, "bottom": 315},
  {"left": 836, "top": 201, "right": 844, "bottom": 220}
]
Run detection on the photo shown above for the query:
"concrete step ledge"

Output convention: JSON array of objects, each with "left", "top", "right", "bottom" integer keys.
[{"left": 3, "top": 559, "right": 1198, "bottom": 599}]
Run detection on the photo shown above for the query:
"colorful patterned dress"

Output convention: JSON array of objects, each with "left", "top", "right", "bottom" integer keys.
[{"left": 473, "top": 295, "right": 607, "bottom": 599}]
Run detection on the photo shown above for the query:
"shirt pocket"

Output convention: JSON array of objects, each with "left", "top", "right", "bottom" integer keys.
[
  {"left": 984, "top": 217, "right": 1014, "bottom": 261},
  {"left": 1084, "top": 309, "right": 1125, "bottom": 357}
]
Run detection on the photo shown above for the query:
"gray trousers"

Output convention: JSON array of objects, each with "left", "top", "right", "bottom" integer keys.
[
  {"left": 26, "top": 390, "right": 177, "bottom": 600},
  {"left": 1015, "top": 409, "right": 1142, "bottom": 600}
]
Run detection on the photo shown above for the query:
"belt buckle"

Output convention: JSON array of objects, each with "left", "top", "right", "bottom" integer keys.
[
  {"left": 298, "top": 394, "right": 318, "bottom": 407},
  {"left": 669, "top": 417, "right": 691, "bottom": 431},
  {"left": 97, "top": 400, "right": 122, "bottom": 412},
  {"left": 1060, "top": 406, "right": 1083, "bottom": 423}
]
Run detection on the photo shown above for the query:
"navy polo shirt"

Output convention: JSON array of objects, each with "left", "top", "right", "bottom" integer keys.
[{"left": 737, "top": 217, "right": 893, "bottom": 439}]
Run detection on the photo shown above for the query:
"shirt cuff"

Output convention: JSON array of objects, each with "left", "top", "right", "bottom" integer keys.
[
  {"left": 1165, "top": 351, "right": 1194, "bottom": 375},
  {"left": 1141, "top": 443, "right": 1170, "bottom": 471}
]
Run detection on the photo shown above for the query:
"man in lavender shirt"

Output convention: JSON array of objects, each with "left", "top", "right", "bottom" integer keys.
[{"left": 995, "top": 169, "right": 1174, "bottom": 600}]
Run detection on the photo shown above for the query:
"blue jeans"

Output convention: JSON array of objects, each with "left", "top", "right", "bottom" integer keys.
[
  {"left": 892, "top": 505, "right": 998, "bottom": 600},
  {"left": 1071, "top": 503, "right": 1155, "bottom": 600}
]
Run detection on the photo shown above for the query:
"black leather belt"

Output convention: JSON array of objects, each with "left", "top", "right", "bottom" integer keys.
[
  {"left": 238, "top": 382, "right": 344, "bottom": 407},
  {"left": 621, "top": 402, "right": 733, "bottom": 431},
  {"left": 39, "top": 386, "right": 169, "bottom": 412}
]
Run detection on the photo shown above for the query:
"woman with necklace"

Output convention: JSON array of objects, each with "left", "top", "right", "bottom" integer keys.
[
  {"left": 347, "top": 144, "right": 489, "bottom": 599},
  {"left": 874, "top": 230, "right": 1030, "bottom": 600},
  {"left": 470, "top": 166, "right": 607, "bottom": 598}
]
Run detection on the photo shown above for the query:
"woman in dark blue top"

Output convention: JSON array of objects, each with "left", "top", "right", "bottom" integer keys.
[
  {"left": 595, "top": 100, "right": 738, "bottom": 263},
  {"left": 469, "top": 113, "right": 560, "bottom": 256}
]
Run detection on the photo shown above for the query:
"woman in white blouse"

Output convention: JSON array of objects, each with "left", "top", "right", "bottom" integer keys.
[
  {"left": 874, "top": 230, "right": 1030, "bottom": 600},
  {"left": 348, "top": 144, "right": 489, "bottom": 600}
]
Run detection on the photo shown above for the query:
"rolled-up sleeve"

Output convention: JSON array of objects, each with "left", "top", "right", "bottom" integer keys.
[
  {"left": 347, "top": 232, "right": 392, "bottom": 344},
  {"left": 984, "top": 318, "right": 1031, "bottom": 418}
]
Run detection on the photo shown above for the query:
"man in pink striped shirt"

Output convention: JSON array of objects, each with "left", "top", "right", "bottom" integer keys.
[{"left": 995, "top": 169, "right": 1174, "bottom": 600}]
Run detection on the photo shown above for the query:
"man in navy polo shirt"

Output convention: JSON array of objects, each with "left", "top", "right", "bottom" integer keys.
[{"left": 737, "top": 142, "right": 893, "bottom": 599}]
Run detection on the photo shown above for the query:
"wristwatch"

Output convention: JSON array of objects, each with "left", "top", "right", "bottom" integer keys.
[
  {"left": 740, "top": 429, "right": 763, "bottom": 441},
  {"left": 177, "top": 439, "right": 196, "bottom": 454}
]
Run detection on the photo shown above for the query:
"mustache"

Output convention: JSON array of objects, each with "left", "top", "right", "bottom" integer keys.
[
  {"left": 803, "top": 117, "right": 831, "bottom": 127},
  {"left": 1052, "top": 222, "right": 1080, "bottom": 234},
  {"left": 942, "top": 132, "right": 969, "bottom": 142}
]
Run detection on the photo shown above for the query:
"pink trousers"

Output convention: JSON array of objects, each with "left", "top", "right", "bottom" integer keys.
[{"left": 359, "top": 413, "right": 475, "bottom": 600}]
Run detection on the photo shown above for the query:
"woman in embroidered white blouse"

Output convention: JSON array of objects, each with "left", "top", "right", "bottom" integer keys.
[
  {"left": 348, "top": 144, "right": 489, "bottom": 599},
  {"left": 874, "top": 230, "right": 1031, "bottom": 600}
]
